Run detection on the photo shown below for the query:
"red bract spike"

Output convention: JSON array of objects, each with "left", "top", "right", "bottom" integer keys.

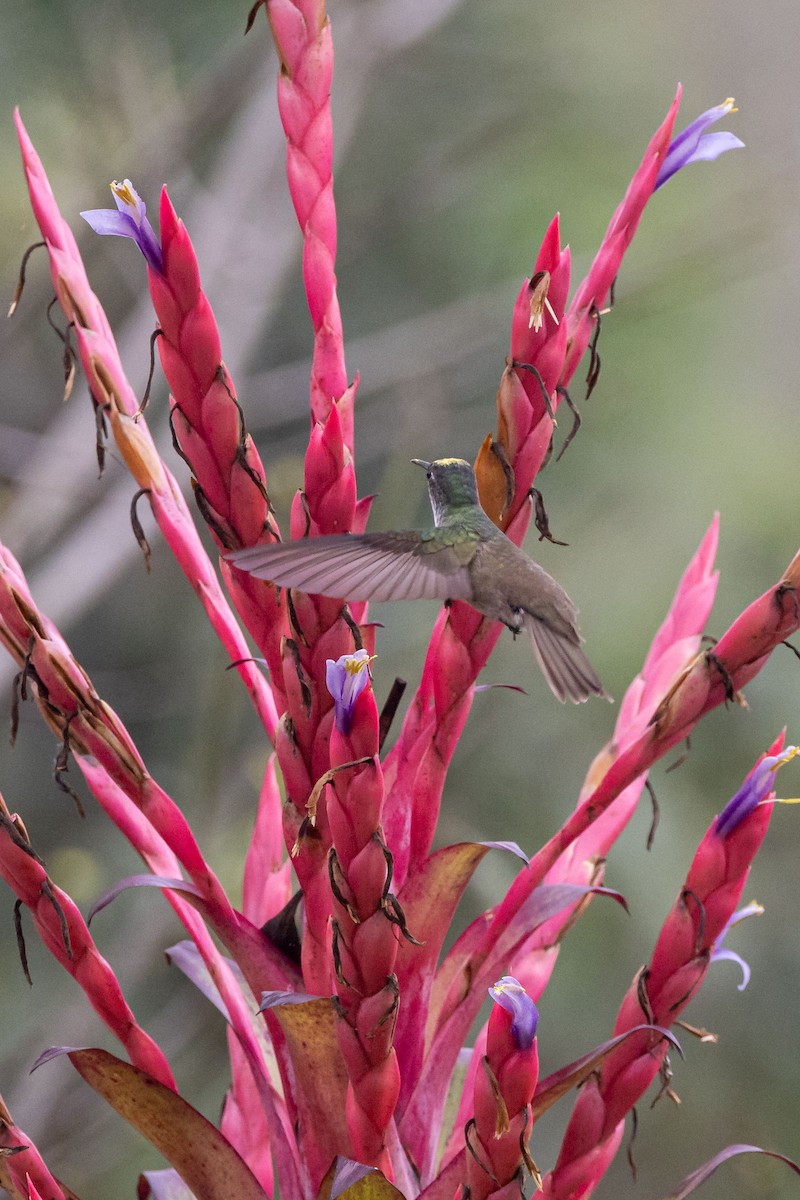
[
  {"left": 150, "top": 188, "right": 288, "bottom": 713},
  {"left": 383, "top": 95, "right": 685, "bottom": 893},
  {"left": 541, "top": 737, "right": 786, "bottom": 1199},
  {"left": 464, "top": 982, "right": 540, "bottom": 1200},
  {"left": 0, "top": 789, "right": 175, "bottom": 1089},
  {"left": 0, "top": 1095, "right": 67, "bottom": 1200},
  {"left": 322, "top": 653, "right": 400, "bottom": 1175},
  {"left": 562, "top": 86, "right": 682, "bottom": 386},
  {"left": 270, "top": 0, "right": 348, "bottom": 426},
  {"left": 398, "top": 520, "right": 719, "bottom": 1181},
  {"left": 14, "top": 112, "right": 279, "bottom": 743}
]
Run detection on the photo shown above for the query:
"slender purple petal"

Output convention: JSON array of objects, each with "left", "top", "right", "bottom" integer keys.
[
  {"left": 711, "top": 947, "right": 751, "bottom": 991},
  {"left": 480, "top": 840, "right": 530, "bottom": 864},
  {"left": 711, "top": 901, "right": 764, "bottom": 990},
  {"left": 715, "top": 747, "right": 798, "bottom": 838},
  {"left": 656, "top": 98, "right": 744, "bottom": 189},
  {"left": 139, "top": 1168, "right": 196, "bottom": 1200},
  {"left": 331, "top": 1157, "right": 376, "bottom": 1199},
  {"left": 87, "top": 873, "right": 204, "bottom": 924},
  {"left": 663, "top": 1144, "right": 800, "bottom": 1200}
]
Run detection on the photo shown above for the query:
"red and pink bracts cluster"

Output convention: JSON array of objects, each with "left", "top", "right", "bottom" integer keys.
[{"left": 1, "top": 4, "right": 794, "bottom": 1200}]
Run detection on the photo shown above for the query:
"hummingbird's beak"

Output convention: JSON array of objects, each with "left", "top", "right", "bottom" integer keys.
[{"left": 411, "top": 458, "right": 431, "bottom": 472}]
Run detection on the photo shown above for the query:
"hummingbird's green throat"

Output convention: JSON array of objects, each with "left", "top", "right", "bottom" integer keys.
[{"left": 228, "top": 458, "right": 608, "bottom": 704}]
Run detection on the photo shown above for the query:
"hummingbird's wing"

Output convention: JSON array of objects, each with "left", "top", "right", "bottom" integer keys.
[
  {"left": 523, "top": 615, "right": 608, "bottom": 705},
  {"left": 227, "top": 533, "right": 474, "bottom": 603}
]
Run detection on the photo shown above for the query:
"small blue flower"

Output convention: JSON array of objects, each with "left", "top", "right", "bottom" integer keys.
[
  {"left": 81, "top": 180, "right": 163, "bottom": 273},
  {"left": 711, "top": 901, "right": 764, "bottom": 991},
  {"left": 489, "top": 976, "right": 539, "bottom": 1050},
  {"left": 655, "top": 98, "right": 744, "bottom": 190},
  {"left": 715, "top": 746, "right": 798, "bottom": 838},
  {"left": 326, "top": 650, "right": 374, "bottom": 735}
]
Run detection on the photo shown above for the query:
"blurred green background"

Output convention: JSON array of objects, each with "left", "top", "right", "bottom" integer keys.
[{"left": 1, "top": 0, "right": 799, "bottom": 1196}]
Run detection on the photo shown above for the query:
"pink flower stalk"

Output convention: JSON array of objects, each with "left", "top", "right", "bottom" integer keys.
[
  {"left": 540, "top": 736, "right": 794, "bottom": 1200},
  {"left": 521, "top": 546, "right": 800, "bottom": 888},
  {"left": 384, "top": 109, "right": 720, "bottom": 1154},
  {"left": 0, "top": 542, "right": 306, "bottom": 1195},
  {"left": 3, "top": 5, "right": 769, "bottom": 1190},
  {"left": 383, "top": 92, "right": 685, "bottom": 889},
  {"left": 79, "top": 166, "right": 360, "bottom": 994},
  {"left": 251, "top": 0, "right": 378, "bottom": 996},
  {"left": 274, "top": 597, "right": 377, "bottom": 994},
  {"left": 0, "top": 536, "right": 305, "bottom": 1016},
  {"left": 266, "top": 0, "right": 349, "bottom": 433},
  {"left": 561, "top": 88, "right": 681, "bottom": 386},
  {"left": 0, "top": 788, "right": 175, "bottom": 1089},
  {"left": 143, "top": 187, "right": 290, "bottom": 716},
  {"left": 438, "top": 518, "right": 720, "bottom": 1173},
  {"left": 325, "top": 651, "right": 401, "bottom": 1174},
  {"left": 0, "top": 1095, "right": 66, "bottom": 1200},
  {"left": 0, "top": 541, "right": 233, "bottom": 927},
  {"left": 14, "top": 112, "right": 279, "bottom": 744},
  {"left": 511, "top": 517, "right": 721, "bottom": 973},
  {"left": 221, "top": 1033, "right": 276, "bottom": 1196},
  {"left": 462, "top": 979, "right": 540, "bottom": 1200}
]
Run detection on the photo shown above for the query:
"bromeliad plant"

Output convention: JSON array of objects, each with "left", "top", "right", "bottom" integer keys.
[{"left": 1, "top": 4, "right": 799, "bottom": 1199}]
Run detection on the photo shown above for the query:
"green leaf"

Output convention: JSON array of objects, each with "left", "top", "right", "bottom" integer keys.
[
  {"left": 260, "top": 994, "right": 351, "bottom": 1189},
  {"left": 57, "top": 1048, "right": 269, "bottom": 1200}
]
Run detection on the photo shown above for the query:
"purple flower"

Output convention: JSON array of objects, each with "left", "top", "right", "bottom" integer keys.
[
  {"left": 711, "top": 901, "right": 764, "bottom": 991},
  {"left": 81, "top": 180, "right": 163, "bottom": 273},
  {"left": 489, "top": 976, "right": 539, "bottom": 1050},
  {"left": 325, "top": 650, "right": 373, "bottom": 735},
  {"left": 655, "top": 98, "right": 744, "bottom": 190},
  {"left": 715, "top": 746, "right": 798, "bottom": 838}
]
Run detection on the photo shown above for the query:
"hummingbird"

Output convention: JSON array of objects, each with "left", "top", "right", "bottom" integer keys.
[{"left": 228, "top": 458, "right": 607, "bottom": 704}]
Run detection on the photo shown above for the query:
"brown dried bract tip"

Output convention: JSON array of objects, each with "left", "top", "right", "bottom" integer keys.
[
  {"left": 530, "top": 487, "right": 567, "bottom": 547},
  {"left": 135, "top": 328, "right": 163, "bottom": 419},
  {"left": 554, "top": 385, "right": 581, "bottom": 461},
  {"left": 303, "top": 756, "right": 374, "bottom": 830},
  {"left": 378, "top": 676, "right": 407, "bottom": 752},
  {"left": 8, "top": 240, "right": 46, "bottom": 318},
  {"left": 244, "top": 0, "right": 267, "bottom": 35},
  {"left": 584, "top": 304, "right": 603, "bottom": 401},
  {"left": 130, "top": 489, "right": 153, "bottom": 573},
  {"left": 512, "top": 358, "right": 557, "bottom": 424}
]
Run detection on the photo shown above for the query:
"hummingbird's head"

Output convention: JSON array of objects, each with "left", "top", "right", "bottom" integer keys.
[{"left": 412, "top": 457, "right": 479, "bottom": 524}]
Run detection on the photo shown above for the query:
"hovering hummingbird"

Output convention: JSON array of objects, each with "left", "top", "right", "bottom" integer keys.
[{"left": 228, "top": 458, "right": 607, "bottom": 704}]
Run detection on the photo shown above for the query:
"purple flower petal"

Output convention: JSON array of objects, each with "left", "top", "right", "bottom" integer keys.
[
  {"left": 656, "top": 98, "right": 744, "bottom": 190},
  {"left": 81, "top": 178, "right": 163, "bottom": 272},
  {"left": 711, "top": 901, "right": 764, "bottom": 991},
  {"left": 325, "top": 649, "right": 374, "bottom": 734},
  {"left": 716, "top": 746, "right": 798, "bottom": 838},
  {"left": 330, "top": 1157, "right": 376, "bottom": 1200},
  {"left": 489, "top": 976, "right": 539, "bottom": 1050},
  {"left": 711, "top": 946, "right": 751, "bottom": 991}
]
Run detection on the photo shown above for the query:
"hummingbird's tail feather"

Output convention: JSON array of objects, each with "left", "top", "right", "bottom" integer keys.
[{"left": 525, "top": 617, "right": 609, "bottom": 704}]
